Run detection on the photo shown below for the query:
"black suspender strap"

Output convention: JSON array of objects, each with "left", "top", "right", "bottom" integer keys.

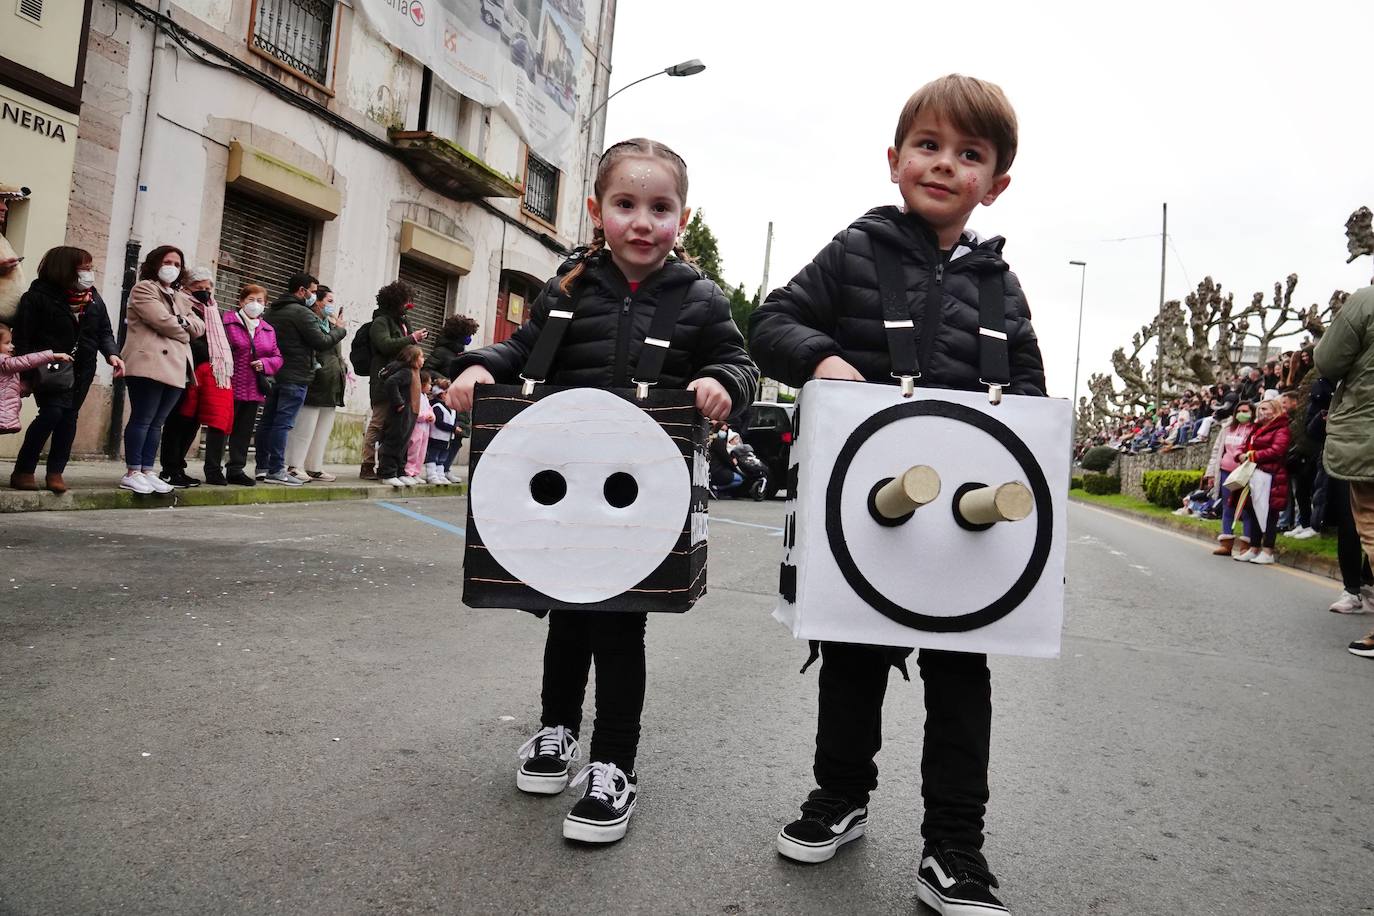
[
  {"left": 873, "top": 242, "right": 920, "bottom": 397},
  {"left": 630, "top": 282, "right": 692, "bottom": 398},
  {"left": 977, "top": 269, "right": 1011, "bottom": 404},
  {"left": 518, "top": 290, "right": 573, "bottom": 395}
]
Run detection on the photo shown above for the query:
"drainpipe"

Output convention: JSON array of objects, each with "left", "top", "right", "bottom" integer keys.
[{"left": 106, "top": 0, "right": 172, "bottom": 456}]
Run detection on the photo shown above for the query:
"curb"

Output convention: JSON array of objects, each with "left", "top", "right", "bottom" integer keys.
[
  {"left": 1069, "top": 494, "right": 1340, "bottom": 582},
  {"left": 0, "top": 481, "right": 466, "bottom": 513}
]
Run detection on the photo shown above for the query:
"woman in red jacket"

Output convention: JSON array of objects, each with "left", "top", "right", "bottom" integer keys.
[{"left": 1234, "top": 398, "right": 1291, "bottom": 564}]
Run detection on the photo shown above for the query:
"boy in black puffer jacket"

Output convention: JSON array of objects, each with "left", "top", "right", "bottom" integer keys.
[{"left": 750, "top": 75, "right": 1045, "bottom": 916}]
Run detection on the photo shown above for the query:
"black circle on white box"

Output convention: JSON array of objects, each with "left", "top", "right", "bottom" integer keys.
[
  {"left": 469, "top": 388, "right": 690, "bottom": 604},
  {"left": 824, "top": 399, "right": 1053, "bottom": 633}
]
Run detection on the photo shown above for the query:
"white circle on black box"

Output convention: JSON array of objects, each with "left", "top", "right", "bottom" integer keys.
[
  {"left": 825, "top": 400, "right": 1052, "bottom": 632},
  {"left": 470, "top": 388, "right": 690, "bottom": 603}
]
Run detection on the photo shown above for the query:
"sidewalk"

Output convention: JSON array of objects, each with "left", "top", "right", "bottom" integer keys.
[
  {"left": 1070, "top": 491, "right": 1340, "bottom": 582},
  {"left": 0, "top": 460, "right": 466, "bottom": 513}
]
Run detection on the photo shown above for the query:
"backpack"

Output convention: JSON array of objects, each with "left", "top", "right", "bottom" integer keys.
[{"left": 350, "top": 320, "right": 374, "bottom": 376}]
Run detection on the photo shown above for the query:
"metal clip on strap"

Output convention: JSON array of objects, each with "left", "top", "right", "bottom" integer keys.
[
  {"left": 977, "top": 270, "right": 1011, "bottom": 407},
  {"left": 519, "top": 376, "right": 540, "bottom": 396}
]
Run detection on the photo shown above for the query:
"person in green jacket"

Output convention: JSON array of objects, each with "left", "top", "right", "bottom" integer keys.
[
  {"left": 360, "top": 280, "right": 427, "bottom": 479},
  {"left": 1314, "top": 286, "right": 1374, "bottom": 656}
]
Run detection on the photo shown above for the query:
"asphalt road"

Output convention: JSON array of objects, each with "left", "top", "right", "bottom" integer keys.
[{"left": 1, "top": 498, "right": 1371, "bottom": 915}]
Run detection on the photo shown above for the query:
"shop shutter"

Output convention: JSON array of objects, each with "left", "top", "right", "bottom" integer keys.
[
  {"left": 398, "top": 256, "right": 451, "bottom": 356},
  {"left": 217, "top": 190, "right": 313, "bottom": 302}
]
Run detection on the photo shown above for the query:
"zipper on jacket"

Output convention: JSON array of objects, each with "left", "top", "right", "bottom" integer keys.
[
  {"left": 918, "top": 255, "right": 948, "bottom": 381},
  {"left": 612, "top": 295, "right": 634, "bottom": 388}
]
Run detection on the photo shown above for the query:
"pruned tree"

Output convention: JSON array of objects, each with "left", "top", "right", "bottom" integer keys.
[
  {"left": 1302, "top": 289, "right": 1350, "bottom": 339},
  {"left": 1346, "top": 205, "right": 1373, "bottom": 264}
]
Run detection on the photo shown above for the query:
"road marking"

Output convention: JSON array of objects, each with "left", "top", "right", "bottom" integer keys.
[
  {"left": 1070, "top": 502, "right": 1335, "bottom": 588},
  {"left": 376, "top": 501, "right": 466, "bottom": 537},
  {"left": 712, "top": 516, "right": 784, "bottom": 535}
]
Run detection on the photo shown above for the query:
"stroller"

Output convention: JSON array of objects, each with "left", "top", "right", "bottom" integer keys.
[{"left": 729, "top": 442, "right": 769, "bottom": 501}]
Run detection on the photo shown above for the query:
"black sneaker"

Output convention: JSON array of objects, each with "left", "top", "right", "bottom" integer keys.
[
  {"left": 562, "top": 762, "right": 637, "bottom": 843},
  {"left": 226, "top": 472, "right": 257, "bottom": 487},
  {"left": 516, "top": 725, "right": 579, "bottom": 794},
  {"left": 776, "top": 789, "right": 868, "bottom": 863},
  {"left": 204, "top": 469, "right": 227, "bottom": 486},
  {"left": 916, "top": 844, "right": 1008, "bottom": 916},
  {"left": 166, "top": 471, "right": 200, "bottom": 488}
]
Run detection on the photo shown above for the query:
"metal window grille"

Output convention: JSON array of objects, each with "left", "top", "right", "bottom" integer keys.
[
  {"left": 252, "top": 0, "right": 334, "bottom": 84},
  {"left": 523, "top": 152, "right": 559, "bottom": 225},
  {"left": 17, "top": 0, "right": 43, "bottom": 23},
  {"left": 217, "top": 190, "right": 313, "bottom": 302},
  {"left": 398, "top": 257, "right": 452, "bottom": 357}
]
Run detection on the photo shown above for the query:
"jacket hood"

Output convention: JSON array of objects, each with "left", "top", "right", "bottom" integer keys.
[{"left": 850, "top": 206, "right": 1007, "bottom": 268}]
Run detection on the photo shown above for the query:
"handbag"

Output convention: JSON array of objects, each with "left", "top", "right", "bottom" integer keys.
[
  {"left": 249, "top": 332, "right": 274, "bottom": 396},
  {"left": 33, "top": 338, "right": 77, "bottom": 393},
  {"left": 462, "top": 282, "right": 709, "bottom": 615},
  {"left": 1224, "top": 456, "right": 1256, "bottom": 491}
]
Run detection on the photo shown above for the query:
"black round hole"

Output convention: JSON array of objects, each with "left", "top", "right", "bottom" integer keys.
[
  {"left": 530, "top": 470, "right": 567, "bottom": 505},
  {"left": 603, "top": 472, "right": 638, "bottom": 509}
]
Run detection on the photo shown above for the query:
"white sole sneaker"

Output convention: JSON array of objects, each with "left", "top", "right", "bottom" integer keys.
[
  {"left": 517, "top": 768, "right": 570, "bottom": 795},
  {"left": 915, "top": 878, "right": 1009, "bottom": 916},
  {"left": 562, "top": 800, "right": 635, "bottom": 843},
  {"left": 776, "top": 816, "right": 867, "bottom": 864}
]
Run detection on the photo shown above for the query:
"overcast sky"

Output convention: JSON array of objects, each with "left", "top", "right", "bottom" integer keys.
[{"left": 602, "top": 0, "right": 1374, "bottom": 400}]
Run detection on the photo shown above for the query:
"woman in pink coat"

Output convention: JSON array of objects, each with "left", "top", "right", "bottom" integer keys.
[{"left": 216, "top": 283, "right": 283, "bottom": 486}]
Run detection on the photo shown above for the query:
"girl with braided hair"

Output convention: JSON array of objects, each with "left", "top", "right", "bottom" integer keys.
[{"left": 447, "top": 137, "right": 758, "bottom": 845}]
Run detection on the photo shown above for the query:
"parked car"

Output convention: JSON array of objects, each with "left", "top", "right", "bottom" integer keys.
[
  {"left": 742, "top": 401, "right": 795, "bottom": 500},
  {"left": 480, "top": 0, "right": 503, "bottom": 29},
  {"left": 510, "top": 34, "right": 536, "bottom": 82}
]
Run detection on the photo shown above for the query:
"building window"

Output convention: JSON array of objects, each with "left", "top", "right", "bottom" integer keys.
[
  {"left": 522, "top": 150, "right": 559, "bottom": 226},
  {"left": 251, "top": 0, "right": 335, "bottom": 85},
  {"left": 218, "top": 189, "right": 314, "bottom": 302}
]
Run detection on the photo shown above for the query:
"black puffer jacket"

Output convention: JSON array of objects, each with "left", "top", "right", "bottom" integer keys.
[
  {"left": 265, "top": 295, "right": 347, "bottom": 387},
  {"left": 12, "top": 278, "right": 119, "bottom": 407},
  {"left": 749, "top": 207, "right": 1046, "bottom": 396},
  {"left": 451, "top": 252, "right": 758, "bottom": 414}
]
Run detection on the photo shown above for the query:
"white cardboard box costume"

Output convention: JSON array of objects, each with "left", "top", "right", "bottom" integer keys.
[{"left": 775, "top": 380, "right": 1071, "bottom": 657}]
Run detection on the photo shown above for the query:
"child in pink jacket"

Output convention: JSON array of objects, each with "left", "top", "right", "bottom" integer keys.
[
  {"left": 0, "top": 322, "right": 70, "bottom": 435},
  {"left": 404, "top": 369, "right": 436, "bottom": 483}
]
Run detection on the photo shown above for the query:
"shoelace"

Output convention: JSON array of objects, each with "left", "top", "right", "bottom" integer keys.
[
  {"left": 517, "top": 725, "right": 578, "bottom": 762},
  {"left": 569, "top": 761, "right": 623, "bottom": 802}
]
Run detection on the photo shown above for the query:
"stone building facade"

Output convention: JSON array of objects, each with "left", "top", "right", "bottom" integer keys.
[{"left": 7, "top": 0, "right": 615, "bottom": 461}]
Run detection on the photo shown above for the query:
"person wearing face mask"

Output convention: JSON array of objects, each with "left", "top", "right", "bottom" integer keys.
[
  {"left": 256, "top": 272, "right": 345, "bottom": 486},
  {"left": 1232, "top": 398, "right": 1292, "bottom": 564},
  {"left": 8, "top": 246, "right": 123, "bottom": 493},
  {"left": 158, "top": 267, "right": 235, "bottom": 488},
  {"left": 429, "top": 314, "right": 479, "bottom": 380},
  {"left": 360, "top": 280, "right": 427, "bottom": 479},
  {"left": 215, "top": 284, "right": 283, "bottom": 485},
  {"left": 284, "top": 284, "right": 346, "bottom": 482},
  {"left": 1203, "top": 404, "right": 1257, "bottom": 556}
]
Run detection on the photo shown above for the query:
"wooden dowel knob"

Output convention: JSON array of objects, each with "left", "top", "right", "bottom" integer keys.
[
  {"left": 957, "top": 481, "right": 1033, "bottom": 526},
  {"left": 873, "top": 465, "right": 941, "bottom": 520}
]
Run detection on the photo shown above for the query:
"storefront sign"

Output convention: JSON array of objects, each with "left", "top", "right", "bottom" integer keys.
[{"left": 2, "top": 101, "right": 68, "bottom": 142}]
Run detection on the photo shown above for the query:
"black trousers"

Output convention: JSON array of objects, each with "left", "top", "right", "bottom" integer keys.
[
  {"left": 1328, "top": 478, "right": 1374, "bottom": 594},
  {"left": 221, "top": 401, "right": 260, "bottom": 475},
  {"left": 376, "top": 404, "right": 415, "bottom": 478},
  {"left": 1290, "top": 458, "right": 1316, "bottom": 528},
  {"left": 14, "top": 373, "right": 94, "bottom": 476},
  {"left": 814, "top": 641, "right": 991, "bottom": 850},
  {"left": 540, "top": 609, "right": 648, "bottom": 773},
  {"left": 160, "top": 401, "right": 199, "bottom": 475}
]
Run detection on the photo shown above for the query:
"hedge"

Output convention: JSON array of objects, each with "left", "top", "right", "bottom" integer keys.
[
  {"left": 1070, "top": 476, "right": 1083, "bottom": 490},
  {"left": 1082, "top": 473, "right": 1121, "bottom": 495},
  {"left": 1079, "top": 445, "right": 1120, "bottom": 473},
  {"left": 1142, "top": 469, "right": 1205, "bottom": 509}
]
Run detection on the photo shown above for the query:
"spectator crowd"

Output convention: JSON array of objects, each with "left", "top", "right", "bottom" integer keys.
[{"left": 0, "top": 242, "right": 478, "bottom": 495}]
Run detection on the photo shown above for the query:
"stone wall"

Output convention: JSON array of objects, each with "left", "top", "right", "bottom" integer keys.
[{"left": 1115, "top": 430, "right": 1217, "bottom": 501}]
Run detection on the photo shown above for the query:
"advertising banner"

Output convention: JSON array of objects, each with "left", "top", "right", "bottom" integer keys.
[{"left": 356, "top": 0, "right": 586, "bottom": 168}]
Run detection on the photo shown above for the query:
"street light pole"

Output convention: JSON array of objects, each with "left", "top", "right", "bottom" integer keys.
[
  {"left": 580, "top": 59, "right": 706, "bottom": 131},
  {"left": 1066, "top": 258, "right": 1088, "bottom": 447}
]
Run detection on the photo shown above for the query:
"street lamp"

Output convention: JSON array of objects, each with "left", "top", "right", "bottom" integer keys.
[
  {"left": 581, "top": 59, "right": 706, "bottom": 130},
  {"left": 1069, "top": 260, "right": 1087, "bottom": 413}
]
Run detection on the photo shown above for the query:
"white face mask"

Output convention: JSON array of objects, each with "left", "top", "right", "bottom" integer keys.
[
  {"left": 75, "top": 270, "right": 95, "bottom": 291},
  {"left": 241, "top": 301, "right": 265, "bottom": 319},
  {"left": 157, "top": 265, "right": 180, "bottom": 285}
]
